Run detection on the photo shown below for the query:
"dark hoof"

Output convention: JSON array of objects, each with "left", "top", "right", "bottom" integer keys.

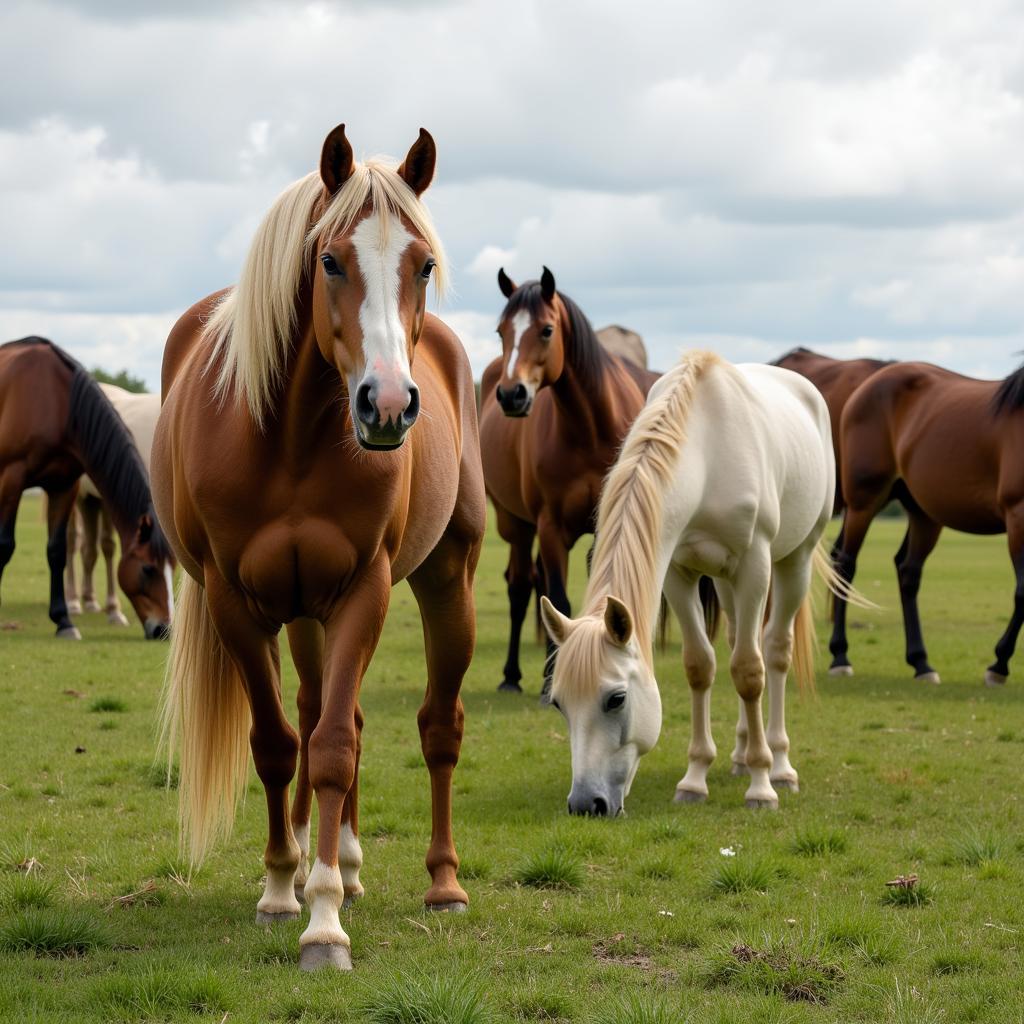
[
  {"left": 985, "top": 670, "right": 1007, "bottom": 687},
  {"left": 497, "top": 680, "right": 523, "bottom": 693},
  {"left": 256, "top": 909, "right": 300, "bottom": 924},
  {"left": 294, "top": 884, "right": 305, "bottom": 905},
  {"left": 673, "top": 788, "right": 706, "bottom": 804},
  {"left": 745, "top": 797, "right": 779, "bottom": 811},
  {"left": 426, "top": 900, "right": 468, "bottom": 913},
  {"left": 771, "top": 777, "right": 800, "bottom": 793},
  {"left": 342, "top": 889, "right": 363, "bottom": 910},
  {"left": 299, "top": 942, "right": 352, "bottom": 971},
  {"left": 730, "top": 762, "right": 749, "bottom": 777}
]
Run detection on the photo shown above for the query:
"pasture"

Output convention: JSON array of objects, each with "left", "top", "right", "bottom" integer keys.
[{"left": 1, "top": 493, "right": 1023, "bottom": 1023}]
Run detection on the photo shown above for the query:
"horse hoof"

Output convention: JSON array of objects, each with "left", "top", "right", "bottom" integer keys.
[
  {"left": 84, "top": 599, "right": 101, "bottom": 613},
  {"left": 745, "top": 797, "right": 779, "bottom": 811},
  {"left": 915, "top": 671, "right": 941, "bottom": 685},
  {"left": 299, "top": 942, "right": 352, "bottom": 972},
  {"left": 342, "top": 889, "right": 363, "bottom": 910},
  {"left": 497, "top": 681, "right": 522, "bottom": 693},
  {"left": 67, "top": 600, "right": 82, "bottom": 615},
  {"left": 256, "top": 909, "right": 300, "bottom": 924},
  {"left": 293, "top": 885, "right": 306, "bottom": 906},
  {"left": 771, "top": 777, "right": 800, "bottom": 793},
  {"left": 426, "top": 900, "right": 468, "bottom": 913},
  {"left": 108, "top": 611, "right": 130, "bottom": 627},
  {"left": 730, "top": 762, "right": 749, "bottom": 777},
  {"left": 828, "top": 664, "right": 854, "bottom": 677},
  {"left": 56, "top": 626, "right": 82, "bottom": 640},
  {"left": 985, "top": 670, "right": 1008, "bottom": 687},
  {"left": 673, "top": 788, "right": 706, "bottom": 804}
]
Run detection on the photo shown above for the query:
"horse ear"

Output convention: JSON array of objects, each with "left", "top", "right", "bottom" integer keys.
[
  {"left": 604, "top": 596, "right": 634, "bottom": 647},
  {"left": 497, "top": 267, "right": 517, "bottom": 299},
  {"left": 540, "top": 266, "right": 556, "bottom": 303},
  {"left": 540, "top": 596, "right": 574, "bottom": 646},
  {"left": 320, "top": 123, "right": 354, "bottom": 196},
  {"left": 136, "top": 513, "right": 154, "bottom": 546},
  {"left": 398, "top": 127, "right": 436, "bottom": 196}
]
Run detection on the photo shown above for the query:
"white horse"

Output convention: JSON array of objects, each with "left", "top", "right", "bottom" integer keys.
[
  {"left": 66, "top": 383, "right": 164, "bottom": 625},
  {"left": 541, "top": 350, "right": 850, "bottom": 814}
]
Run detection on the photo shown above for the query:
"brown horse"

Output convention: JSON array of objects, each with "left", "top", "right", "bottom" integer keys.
[
  {"left": 829, "top": 360, "right": 1024, "bottom": 685},
  {"left": 479, "top": 267, "right": 659, "bottom": 696},
  {"left": 771, "top": 347, "right": 892, "bottom": 514},
  {"left": 153, "top": 125, "right": 484, "bottom": 972},
  {"left": 0, "top": 338, "right": 173, "bottom": 639}
]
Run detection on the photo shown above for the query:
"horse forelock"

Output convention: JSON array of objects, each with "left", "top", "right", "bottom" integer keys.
[{"left": 204, "top": 157, "right": 447, "bottom": 431}]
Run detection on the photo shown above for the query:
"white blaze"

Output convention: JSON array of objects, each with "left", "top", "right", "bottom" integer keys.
[{"left": 506, "top": 309, "right": 531, "bottom": 378}]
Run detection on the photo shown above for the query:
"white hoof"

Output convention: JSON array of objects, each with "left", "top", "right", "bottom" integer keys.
[
  {"left": 299, "top": 942, "right": 352, "bottom": 972},
  {"left": 985, "top": 670, "right": 1008, "bottom": 687},
  {"left": 730, "top": 762, "right": 749, "bottom": 777},
  {"left": 673, "top": 788, "right": 707, "bottom": 804},
  {"left": 915, "top": 671, "right": 941, "bottom": 685},
  {"left": 83, "top": 599, "right": 101, "bottom": 613},
  {"left": 828, "top": 665, "right": 854, "bottom": 677},
  {"left": 57, "top": 626, "right": 82, "bottom": 640},
  {"left": 108, "top": 610, "right": 130, "bottom": 627},
  {"left": 67, "top": 600, "right": 82, "bottom": 615}
]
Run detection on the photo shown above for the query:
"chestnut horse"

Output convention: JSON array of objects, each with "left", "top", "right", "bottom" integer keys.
[
  {"left": 0, "top": 338, "right": 173, "bottom": 639},
  {"left": 480, "top": 267, "right": 659, "bottom": 697},
  {"left": 829, "top": 360, "right": 1024, "bottom": 686},
  {"left": 154, "top": 125, "right": 484, "bottom": 972},
  {"left": 772, "top": 347, "right": 892, "bottom": 514}
]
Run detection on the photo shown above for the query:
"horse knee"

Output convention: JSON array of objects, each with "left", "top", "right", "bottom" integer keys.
[
  {"left": 684, "top": 650, "right": 714, "bottom": 691},
  {"left": 99, "top": 536, "right": 117, "bottom": 561},
  {"left": 250, "top": 726, "right": 299, "bottom": 790},
  {"left": 896, "top": 562, "right": 922, "bottom": 595},
  {"left": 764, "top": 635, "right": 792, "bottom": 677},
  {"left": 0, "top": 536, "right": 13, "bottom": 570},
  {"left": 418, "top": 699, "right": 465, "bottom": 767},
  {"left": 731, "top": 654, "right": 765, "bottom": 702},
  {"left": 46, "top": 535, "right": 67, "bottom": 571},
  {"left": 308, "top": 726, "right": 357, "bottom": 796}
]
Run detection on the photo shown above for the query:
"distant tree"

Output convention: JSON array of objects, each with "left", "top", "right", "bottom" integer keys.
[{"left": 90, "top": 367, "right": 148, "bottom": 394}]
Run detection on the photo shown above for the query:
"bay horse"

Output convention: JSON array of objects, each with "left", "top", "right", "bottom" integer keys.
[
  {"left": 479, "top": 267, "right": 659, "bottom": 697},
  {"left": 0, "top": 338, "right": 173, "bottom": 640},
  {"left": 771, "top": 347, "right": 892, "bottom": 514},
  {"left": 541, "top": 352, "right": 849, "bottom": 814},
  {"left": 66, "top": 383, "right": 163, "bottom": 627},
  {"left": 154, "top": 124, "right": 484, "bottom": 972},
  {"left": 829, "top": 359, "right": 1024, "bottom": 686}
]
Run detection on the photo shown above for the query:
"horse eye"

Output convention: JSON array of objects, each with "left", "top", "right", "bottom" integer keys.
[
  {"left": 605, "top": 692, "right": 626, "bottom": 712},
  {"left": 540, "top": 325, "right": 554, "bottom": 340},
  {"left": 320, "top": 253, "right": 343, "bottom": 277},
  {"left": 420, "top": 259, "right": 435, "bottom": 280},
  {"left": 141, "top": 564, "right": 159, "bottom": 580}
]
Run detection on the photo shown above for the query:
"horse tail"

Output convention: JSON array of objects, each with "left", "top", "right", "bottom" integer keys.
[
  {"left": 812, "top": 539, "right": 876, "bottom": 610},
  {"left": 159, "top": 573, "right": 250, "bottom": 867},
  {"left": 699, "top": 575, "right": 721, "bottom": 641},
  {"left": 792, "top": 591, "right": 817, "bottom": 697}
]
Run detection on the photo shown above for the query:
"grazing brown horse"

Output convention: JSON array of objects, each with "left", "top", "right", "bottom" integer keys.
[
  {"left": 479, "top": 267, "right": 659, "bottom": 696},
  {"left": 829, "top": 360, "right": 1024, "bottom": 686},
  {"left": 0, "top": 338, "right": 173, "bottom": 639},
  {"left": 772, "top": 347, "right": 892, "bottom": 514},
  {"left": 154, "top": 124, "right": 484, "bottom": 972}
]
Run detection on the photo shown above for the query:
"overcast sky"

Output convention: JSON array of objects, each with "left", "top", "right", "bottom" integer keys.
[{"left": 1, "top": 0, "right": 1023, "bottom": 388}]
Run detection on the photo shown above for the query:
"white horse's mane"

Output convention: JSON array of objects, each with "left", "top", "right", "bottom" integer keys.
[{"left": 203, "top": 159, "right": 448, "bottom": 431}]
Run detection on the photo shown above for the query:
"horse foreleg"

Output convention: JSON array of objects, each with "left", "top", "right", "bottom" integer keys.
[
  {"left": 494, "top": 508, "right": 536, "bottom": 693},
  {"left": 409, "top": 527, "right": 480, "bottom": 912},
  {"left": 537, "top": 515, "right": 571, "bottom": 702},
  {"left": 0, "top": 463, "right": 26, "bottom": 605},
  {"left": 828, "top": 506, "right": 876, "bottom": 675},
  {"left": 895, "top": 512, "right": 943, "bottom": 683},
  {"left": 65, "top": 503, "right": 82, "bottom": 615},
  {"left": 45, "top": 485, "right": 80, "bottom": 639},
  {"left": 100, "top": 504, "right": 128, "bottom": 625},
  {"left": 205, "top": 576, "right": 301, "bottom": 926},
  {"left": 986, "top": 511, "right": 1024, "bottom": 686},
  {"left": 301, "top": 558, "right": 390, "bottom": 972},
  {"left": 663, "top": 569, "right": 717, "bottom": 803}
]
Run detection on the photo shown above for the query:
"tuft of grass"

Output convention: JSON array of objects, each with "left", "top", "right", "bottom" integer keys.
[
  {"left": 710, "top": 858, "right": 778, "bottom": 895},
  {"left": 930, "top": 947, "right": 984, "bottom": 976},
  {"left": 703, "top": 938, "right": 844, "bottom": 1005},
  {"left": 943, "top": 828, "right": 1003, "bottom": 867},
  {"left": 881, "top": 977, "right": 947, "bottom": 1024},
  {"left": 823, "top": 908, "right": 900, "bottom": 965},
  {"left": 456, "top": 857, "right": 491, "bottom": 881},
  {"left": 88, "top": 697, "right": 127, "bottom": 713},
  {"left": 882, "top": 879, "right": 934, "bottom": 908},
  {"left": 0, "top": 908, "right": 109, "bottom": 957},
  {"left": 647, "top": 820, "right": 685, "bottom": 844},
  {"left": 92, "top": 964, "right": 229, "bottom": 1019},
  {"left": 790, "top": 828, "right": 847, "bottom": 857},
  {"left": 592, "top": 990, "right": 685, "bottom": 1024},
  {"left": 140, "top": 762, "right": 179, "bottom": 790},
  {"left": 512, "top": 986, "right": 577, "bottom": 1022},
  {"left": 636, "top": 855, "right": 676, "bottom": 881},
  {"left": 0, "top": 875, "right": 56, "bottom": 912},
  {"left": 513, "top": 848, "right": 584, "bottom": 890},
  {"left": 359, "top": 967, "right": 495, "bottom": 1024}
]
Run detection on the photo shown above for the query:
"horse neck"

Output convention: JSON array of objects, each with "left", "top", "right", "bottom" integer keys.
[{"left": 550, "top": 306, "right": 618, "bottom": 441}]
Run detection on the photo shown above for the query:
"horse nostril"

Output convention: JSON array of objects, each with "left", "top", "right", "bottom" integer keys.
[
  {"left": 592, "top": 797, "right": 608, "bottom": 817},
  {"left": 495, "top": 384, "right": 505, "bottom": 402},
  {"left": 513, "top": 383, "right": 528, "bottom": 404},
  {"left": 355, "top": 382, "right": 376, "bottom": 426},
  {"left": 403, "top": 385, "right": 420, "bottom": 425}
]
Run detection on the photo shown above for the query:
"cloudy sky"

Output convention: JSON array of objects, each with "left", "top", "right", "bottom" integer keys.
[{"left": 1, "top": 0, "right": 1023, "bottom": 389}]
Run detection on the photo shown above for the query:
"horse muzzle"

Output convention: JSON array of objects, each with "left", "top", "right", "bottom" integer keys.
[
  {"left": 354, "top": 376, "right": 419, "bottom": 450},
  {"left": 144, "top": 619, "right": 170, "bottom": 641},
  {"left": 567, "top": 782, "right": 622, "bottom": 818},
  {"left": 496, "top": 382, "right": 533, "bottom": 418}
]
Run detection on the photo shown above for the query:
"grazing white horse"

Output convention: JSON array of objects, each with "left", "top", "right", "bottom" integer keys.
[
  {"left": 541, "top": 350, "right": 848, "bottom": 814},
  {"left": 66, "top": 383, "right": 164, "bottom": 624}
]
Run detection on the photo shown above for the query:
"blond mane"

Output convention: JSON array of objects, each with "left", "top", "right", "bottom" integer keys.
[
  {"left": 555, "top": 350, "right": 722, "bottom": 698},
  {"left": 204, "top": 159, "right": 449, "bottom": 430}
]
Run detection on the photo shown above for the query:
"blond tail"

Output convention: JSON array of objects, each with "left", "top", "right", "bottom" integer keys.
[
  {"left": 812, "top": 541, "right": 878, "bottom": 610},
  {"left": 158, "top": 573, "right": 250, "bottom": 867}
]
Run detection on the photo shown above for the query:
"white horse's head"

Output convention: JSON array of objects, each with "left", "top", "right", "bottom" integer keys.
[{"left": 540, "top": 595, "right": 662, "bottom": 816}]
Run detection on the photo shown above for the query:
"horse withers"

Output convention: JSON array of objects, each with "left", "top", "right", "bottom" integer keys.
[
  {"left": 541, "top": 353, "right": 856, "bottom": 815},
  {"left": 154, "top": 124, "right": 484, "bottom": 971},
  {"left": 0, "top": 338, "right": 173, "bottom": 640}
]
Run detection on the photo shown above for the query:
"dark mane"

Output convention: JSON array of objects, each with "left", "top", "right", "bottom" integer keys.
[
  {"left": 500, "top": 281, "right": 611, "bottom": 391},
  {"left": 771, "top": 345, "right": 897, "bottom": 369},
  {"left": 993, "top": 359, "right": 1024, "bottom": 417},
  {"left": 770, "top": 346, "right": 816, "bottom": 365},
  {"left": 19, "top": 337, "right": 171, "bottom": 560}
]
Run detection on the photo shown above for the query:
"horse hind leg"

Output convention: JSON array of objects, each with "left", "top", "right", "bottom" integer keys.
[
  {"left": 0, "top": 463, "right": 27, "bottom": 603},
  {"left": 495, "top": 510, "right": 536, "bottom": 693},
  {"left": 65, "top": 503, "right": 82, "bottom": 615},
  {"left": 100, "top": 504, "right": 129, "bottom": 626},
  {"left": 78, "top": 496, "right": 102, "bottom": 613},
  {"left": 46, "top": 486, "right": 81, "bottom": 639},
  {"left": 894, "top": 510, "right": 943, "bottom": 683},
  {"left": 986, "top": 510, "right": 1024, "bottom": 686}
]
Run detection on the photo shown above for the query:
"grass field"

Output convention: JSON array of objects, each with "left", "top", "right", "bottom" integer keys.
[{"left": 2, "top": 493, "right": 1023, "bottom": 1023}]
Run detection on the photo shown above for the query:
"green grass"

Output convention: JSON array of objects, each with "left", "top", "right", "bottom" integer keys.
[
  {"left": 2, "top": 497, "right": 1024, "bottom": 1020},
  {"left": 358, "top": 969, "right": 495, "bottom": 1024},
  {"left": 88, "top": 696, "right": 127, "bottom": 713}
]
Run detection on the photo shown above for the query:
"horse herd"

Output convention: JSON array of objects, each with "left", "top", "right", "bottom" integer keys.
[{"left": 0, "top": 124, "right": 1022, "bottom": 972}]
